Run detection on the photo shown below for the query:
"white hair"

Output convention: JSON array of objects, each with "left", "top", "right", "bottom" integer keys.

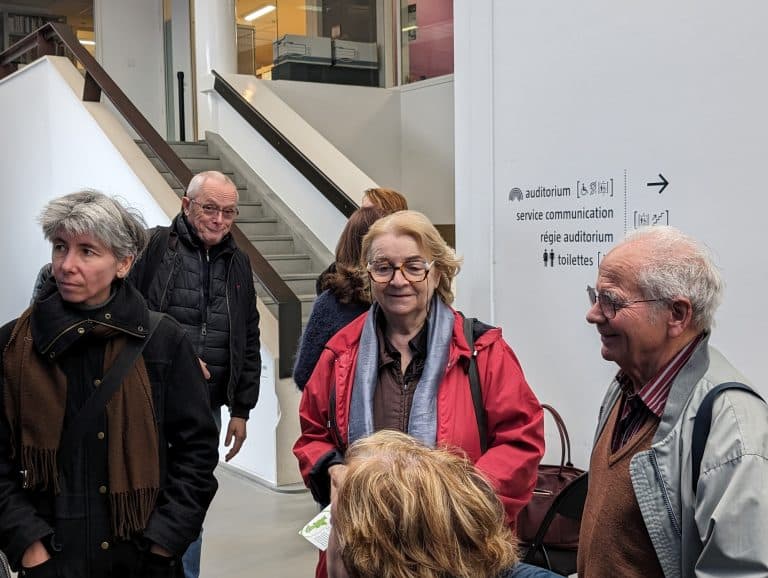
[
  {"left": 186, "top": 170, "right": 238, "bottom": 201},
  {"left": 618, "top": 226, "right": 723, "bottom": 331}
]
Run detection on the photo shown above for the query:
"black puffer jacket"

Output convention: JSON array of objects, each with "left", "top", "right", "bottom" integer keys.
[
  {"left": 0, "top": 280, "right": 219, "bottom": 577},
  {"left": 129, "top": 214, "right": 261, "bottom": 418}
]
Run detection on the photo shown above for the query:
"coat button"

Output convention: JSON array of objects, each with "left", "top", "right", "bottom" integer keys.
[
  {"left": 77, "top": 327, "right": 85, "bottom": 334},
  {"left": 98, "top": 485, "right": 107, "bottom": 494},
  {"left": 104, "top": 313, "right": 112, "bottom": 320},
  {"left": 137, "top": 325, "right": 145, "bottom": 332},
  {"left": 93, "top": 378, "right": 102, "bottom": 387},
  {"left": 100, "top": 541, "right": 110, "bottom": 550},
  {"left": 97, "top": 432, "right": 105, "bottom": 440}
]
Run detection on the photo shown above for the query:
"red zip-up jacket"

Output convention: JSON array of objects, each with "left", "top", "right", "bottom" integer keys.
[{"left": 293, "top": 308, "right": 545, "bottom": 526}]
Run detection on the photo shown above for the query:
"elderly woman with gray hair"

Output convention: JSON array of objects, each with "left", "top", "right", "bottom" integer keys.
[{"left": 0, "top": 191, "right": 218, "bottom": 578}]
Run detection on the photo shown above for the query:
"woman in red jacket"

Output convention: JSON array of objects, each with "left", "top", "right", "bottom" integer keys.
[{"left": 294, "top": 211, "right": 545, "bottom": 577}]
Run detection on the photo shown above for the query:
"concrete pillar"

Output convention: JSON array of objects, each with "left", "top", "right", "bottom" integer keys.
[{"left": 192, "top": 0, "right": 237, "bottom": 139}]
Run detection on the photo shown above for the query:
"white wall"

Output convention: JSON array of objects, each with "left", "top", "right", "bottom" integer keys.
[
  {"left": 212, "top": 74, "right": 371, "bottom": 253},
  {"left": 268, "top": 80, "right": 402, "bottom": 195},
  {"left": 266, "top": 76, "right": 455, "bottom": 223},
  {"left": 399, "top": 75, "right": 454, "bottom": 223},
  {"left": 455, "top": 1, "right": 768, "bottom": 467},
  {"left": 0, "top": 57, "right": 170, "bottom": 321},
  {"left": 95, "top": 0, "right": 166, "bottom": 135}
]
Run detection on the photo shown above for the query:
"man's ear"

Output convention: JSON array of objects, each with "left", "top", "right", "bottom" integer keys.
[
  {"left": 668, "top": 297, "right": 694, "bottom": 337},
  {"left": 181, "top": 196, "right": 191, "bottom": 215}
]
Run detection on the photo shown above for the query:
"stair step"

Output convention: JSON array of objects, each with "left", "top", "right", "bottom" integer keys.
[
  {"left": 237, "top": 201, "right": 265, "bottom": 218},
  {"left": 235, "top": 217, "right": 282, "bottom": 236},
  {"left": 148, "top": 155, "right": 223, "bottom": 173},
  {"left": 264, "top": 254, "right": 314, "bottom": 274},
  {"left": 281, "top": 273, "right": 321, "bottom": 295},
  {"left": 246, "top": 234, "right": 295, "bottom": 255},
  {"left": 136, "top": 140, "right": 210, "bottom": 158},
  {"left": 159, "top": 169, "right": 246, "bottom": 189},
  {"left": 258, "top": 291, "right": 317, "bottom": 324}
]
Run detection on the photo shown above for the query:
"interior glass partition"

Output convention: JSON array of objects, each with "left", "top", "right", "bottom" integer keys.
[{"left": 399, "top": 0, "right": 452, "bottom": 84}]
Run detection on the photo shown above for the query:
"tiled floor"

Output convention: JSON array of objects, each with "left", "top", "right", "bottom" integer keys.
[{"left": 201, "top": 466, "right": 319, "bottom": 577}]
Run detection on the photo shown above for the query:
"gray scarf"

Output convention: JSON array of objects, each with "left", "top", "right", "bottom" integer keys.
[{"left": 347, "top": 295, "right": 455, "bottom": 446}]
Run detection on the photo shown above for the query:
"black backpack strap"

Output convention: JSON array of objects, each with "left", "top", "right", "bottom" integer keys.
[
  {"left": 691, "top": 381, "right": 764, "bottom": 494},
  {"left": 139, "top": 226, "right": 175, "bottom": 296},
  {"left": 462, "top": 314, "right": 488, "bottom": 453},
  {"left": 57, "top": 311, "right": 164, "bottom": 467}
]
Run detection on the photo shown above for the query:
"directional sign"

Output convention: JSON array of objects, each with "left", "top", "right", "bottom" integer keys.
[{"left": 646, "top": 173, "right": 669, "bottom": 194}]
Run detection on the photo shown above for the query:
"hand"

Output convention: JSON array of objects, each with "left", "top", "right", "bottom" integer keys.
[
  {"left": 197, "top": 358, "right": 211, "bottom": 381},
  {"left": 21, "top": 540, "right": 51, "bottom": 568},
  {"left": 328, "top": 464, "right": 348, "bottom": 503},
  {"left": 149, "top": 544, "right": 173, "bottom": 557},
  {"left": 224, "top": 417, "right": 247, "bottom": 461}
]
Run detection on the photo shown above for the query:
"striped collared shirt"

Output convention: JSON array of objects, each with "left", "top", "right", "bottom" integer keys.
[{"left": 612, "top": 332, "right": 706, "bottom": 451}]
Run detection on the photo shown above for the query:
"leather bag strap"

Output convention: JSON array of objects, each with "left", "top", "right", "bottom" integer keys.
[
  {"left": 57, "top": 311, "right": 163, "bottom": 467},
  {"left": 541, "top": 403, "right": 574, "bottom": 472},
  {"left": 463, "top": 315, "right": 488, "bottom": 453}
]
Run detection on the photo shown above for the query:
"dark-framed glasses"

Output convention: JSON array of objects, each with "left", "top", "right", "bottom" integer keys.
[
  {"left": 587, "top": 285, "right": 662, "bottom": 319},
  {"left": 191, "top": 199, "right": 239, "bottom": 220},
  {"left": 367, "top": 260, "right": 434, "bottom": 284}
]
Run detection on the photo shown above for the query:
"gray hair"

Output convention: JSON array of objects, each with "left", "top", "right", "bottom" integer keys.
[
  {"left": 619, "top": 226, "right": 723, "bottom": 331},
  {"left": 186, "top": 170, "right": 238, "bottom": 201},
  {"left": 39, "top": 190, "right": 148, "bottom": 262}
]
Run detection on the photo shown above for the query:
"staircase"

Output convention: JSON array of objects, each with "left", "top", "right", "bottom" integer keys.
[{"left": 136, "top": 138, "right": 331, "bottom": 327}]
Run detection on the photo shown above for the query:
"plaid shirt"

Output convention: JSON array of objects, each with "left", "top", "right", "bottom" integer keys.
[{"left": 612, "top": 332, "right": 706, "bottom": 451}]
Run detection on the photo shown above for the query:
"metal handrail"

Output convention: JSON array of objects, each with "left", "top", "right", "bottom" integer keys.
[
  {"left": 212, "top": 70, "right": 358, "bottom": 218},
  {"left": 0, "top": 23, "right": 301, "bottom": 378}
]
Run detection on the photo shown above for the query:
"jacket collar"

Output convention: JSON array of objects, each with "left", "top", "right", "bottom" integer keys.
[
  {"left": 31, "top": 279, "right": 150, "bottom": 358},
  {"left": 173, "top": 212, "right": 236, "bottom": 255}
]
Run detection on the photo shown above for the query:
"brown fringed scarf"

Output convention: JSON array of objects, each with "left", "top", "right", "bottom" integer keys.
[{"left": 2, "top": 308, "right": 160, "bottom": 539}]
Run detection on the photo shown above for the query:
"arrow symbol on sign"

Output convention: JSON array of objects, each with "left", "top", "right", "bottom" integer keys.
[{"left": 647, "top": 173, "right": 669, "bottom": 195}]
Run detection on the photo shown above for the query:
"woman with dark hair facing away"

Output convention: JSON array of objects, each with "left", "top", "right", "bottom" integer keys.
[
  {"left": 295, "top": 206, "right": 386, "bottom": 390},
  {"left": 315, "top": 188, "right": 407, "bottom": 295},
  {"left": 295, "top": 211, "right": 544, "bottom": 578},
  {"left": 0, "top": 191, "right": 218, "bottom": 577},
  {"left": 327, "top": 430, "right": 558, "bottom": 578}
]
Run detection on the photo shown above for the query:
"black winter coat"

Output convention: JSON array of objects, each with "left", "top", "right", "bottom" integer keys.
[
  {"left": 129, "top": 214, "right": 261, "bottom": 418},
  {"left": 0, "top": 281, "right": 219, "bottom": 577}
]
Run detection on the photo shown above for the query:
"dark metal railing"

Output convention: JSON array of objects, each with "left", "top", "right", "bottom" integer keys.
[
  {"left": 0, "top": 23, "right": 301, "bottom": 378},
  {"left": 212, "top": 70, "right": 358, "bottom": 219}
]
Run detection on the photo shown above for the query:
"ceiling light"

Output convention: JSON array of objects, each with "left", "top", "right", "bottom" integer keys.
[
  {"left": 244, "top": 5, "right": 276, "bottom": 21},
  {"left": 300, "top": 4, "right": 322, "bottom": 11},
  {"left": 401, "top": 25, "right": 418, "bottom": 32},
  {"left": 79, "top": 39, "right": 95, "bottom": 46}
]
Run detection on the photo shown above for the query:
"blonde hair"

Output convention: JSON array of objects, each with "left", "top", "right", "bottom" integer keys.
[
  {"left": 334, "top": 430, "right": 519, "bottom": 578},
  {"left": 360, "top": 211, "right": 462, "bottom": 304}
]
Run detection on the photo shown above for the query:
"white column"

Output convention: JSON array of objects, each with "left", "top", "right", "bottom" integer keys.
[
  {"left": 193, "top": 0, "right": 237, "bottom": 139},
  {"left": 94, "top": 0, "right": 166, "bottom": 136}
]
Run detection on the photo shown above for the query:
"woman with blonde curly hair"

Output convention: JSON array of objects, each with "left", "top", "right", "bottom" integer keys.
[
  {"left": 328, "top": 430, "right": 557, "bottom": 578},
  {"left": 295, "top": 211, "right": 545, "bottom": 577}
]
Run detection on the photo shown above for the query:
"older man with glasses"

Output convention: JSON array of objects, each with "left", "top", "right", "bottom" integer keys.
[
  {"left": 578, "top": 226, "right": 768, "bottom": 577},
  {"left": 129, "top": 170, "right": 261, "bottom": 578}
]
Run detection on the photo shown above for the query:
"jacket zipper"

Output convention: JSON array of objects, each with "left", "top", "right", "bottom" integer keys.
[
  {"left": 0, "top": 548, "right": 11, "bottom": 577},
  {"left": 649, "top": 449, "right": 682, "bottom": 536},
  {"left": 328, "top": 388, "right": 344, "bottom": 451}
]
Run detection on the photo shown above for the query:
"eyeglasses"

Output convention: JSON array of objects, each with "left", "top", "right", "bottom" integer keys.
[
  {"left": 367, "top": 260, "right": 434, "bottom": 284},
  {"left": 587, "top": 285, "right": 662, "bottom": 319},
  {"left": 190, "top": 199, "right": 239, "bottom": 220}
]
